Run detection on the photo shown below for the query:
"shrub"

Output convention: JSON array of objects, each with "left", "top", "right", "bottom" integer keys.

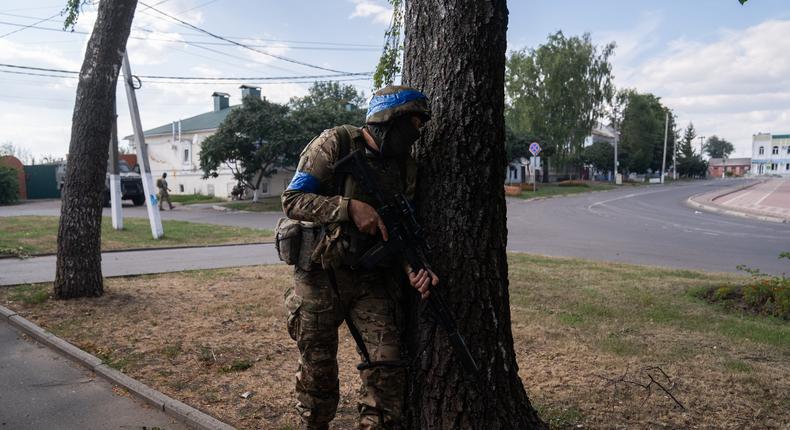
[
  {"left": 0, "top": 166, "right": 20, "bottom": 204},
  {"left": 558, "top": 180, "right": 589, "bottom": 187},
  {"left": 706, "top": 257, "right": 790, "bottom": 319}
]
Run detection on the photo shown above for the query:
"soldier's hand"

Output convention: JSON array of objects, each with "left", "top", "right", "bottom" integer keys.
[
  {"left": 349, "top": 199, "right": 389, "bottom": 241},
  {"left": 408, "top": 268, "right": 437, "bottom": 300}
]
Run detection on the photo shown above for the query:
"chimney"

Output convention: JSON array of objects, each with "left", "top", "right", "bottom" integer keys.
[
  {"left": 240, "top": 85, "right": 261, "bottom": 103},
  {"left": 212, "top": 92, "right": 230, "bottom": 112}
]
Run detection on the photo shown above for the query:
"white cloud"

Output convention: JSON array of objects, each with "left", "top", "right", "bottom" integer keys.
[
  {"left": 349, "top": 0, "right": 392, "bottom": 25},
  {"left": 614, "top": 19, "right": 790, "bottom": 157}
]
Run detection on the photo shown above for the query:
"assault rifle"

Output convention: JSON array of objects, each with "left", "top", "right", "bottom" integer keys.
[{"left": 333, "top": 149, "right": 479, "bottom": 374}]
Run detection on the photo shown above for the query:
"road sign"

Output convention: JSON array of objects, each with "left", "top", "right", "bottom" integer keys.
[{"left": 529, "top": 142, "right": 541, "bottom": 156}]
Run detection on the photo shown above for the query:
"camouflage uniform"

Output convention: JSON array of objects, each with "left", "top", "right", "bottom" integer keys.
[
  {"left": 156, "top": 175, "right": 173, "bottom": 210},
  {"left": 282, "top": 125, "right": 417, "bottom": 430}
]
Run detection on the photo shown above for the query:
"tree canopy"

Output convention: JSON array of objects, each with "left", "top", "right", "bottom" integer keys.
[
  {"left": 200, "top": 82, "right": 367, "bottom": 200},
  {"left": 616, "top": 90, "right": 676, "bottom": 174},
  {"left": 704, "top": 135, "right": 735, "bottom": 159},
  {"left": 199, "top": 96, "right": 300, "bottom": 200},
  {"left": 676, "top": 123, "right": 708, "bottom": 177},
  {"left": 505, "top": 32, "right": 615, "bottom": 170},
  {"left": 288, "top": 81, "right": 366, "bottom": 144},
  {"left": 583, "top": 141, "right": 615, "bottom": 173}
]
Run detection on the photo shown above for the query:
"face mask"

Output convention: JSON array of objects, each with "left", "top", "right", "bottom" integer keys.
[{"left": 377, "top": 115, "right": 421, "bottom": 158}]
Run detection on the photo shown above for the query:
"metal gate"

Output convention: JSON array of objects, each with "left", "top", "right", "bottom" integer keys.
[{"left": 24, "top": 165, "right": 61, "bottom": 199}]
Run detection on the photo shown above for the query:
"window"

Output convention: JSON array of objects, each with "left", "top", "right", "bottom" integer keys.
[
  {"left": 759, "top": 146, "right": 764, "bottom": 155},
  {"left": 786, "top": 163, "right": 790, "bottom": 171},
  {"left": 787, "top": 146, "right": 790, "bottom": 155},
  {"left": 179, "top": 184, "right": 185, "bottom": 192},
  {"left": 772, "top": 146, "right": 779, "bottom": 155},
  {"left": 183, "top": 149, "right": 189, "bottom": 163},
  {"left": 771, "top": 163, "right": 778, "bottom": 171}
]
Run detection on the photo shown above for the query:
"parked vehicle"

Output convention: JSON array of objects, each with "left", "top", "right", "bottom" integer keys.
[{"left": 56, "top": 160, "right": 145, "bottom": 206}]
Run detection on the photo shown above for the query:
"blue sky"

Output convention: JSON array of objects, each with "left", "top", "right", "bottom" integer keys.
[{"left": 1, "top": 0, "right": 788, "bottom": 159}]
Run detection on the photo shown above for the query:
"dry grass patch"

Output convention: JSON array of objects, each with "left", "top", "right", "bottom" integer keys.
[{"left": 2, "top": 255, "right": 789, "bottom": 429}]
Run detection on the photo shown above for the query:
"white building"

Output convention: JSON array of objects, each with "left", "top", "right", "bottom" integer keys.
[
  {"left": 751, "top": 133, "right": 790, "bottom": 177},
  {"left": 125, "top": 86, "right": 294, "bottom": 198}
]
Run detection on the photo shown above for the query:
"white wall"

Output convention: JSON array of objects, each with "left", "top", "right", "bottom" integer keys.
[
  {"left": 751, "top": 133, "right": 790, "bottom": 177},
  {"left": 131, "top": 131, "right": 295, "bottom": 197}
]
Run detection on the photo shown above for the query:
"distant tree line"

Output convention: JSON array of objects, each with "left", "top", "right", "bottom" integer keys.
[{"left": 504, "top": 30, "right": 741, "bottom": 181}]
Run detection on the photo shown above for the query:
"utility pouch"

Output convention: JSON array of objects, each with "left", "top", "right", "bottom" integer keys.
[
  {"left": 297, "top": 222, "right": 324, "bottom": 271},
  {"left": 275, "top": 217, "right": 302, "bottom": 265}
]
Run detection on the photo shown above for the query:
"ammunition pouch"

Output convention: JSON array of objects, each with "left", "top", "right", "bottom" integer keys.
[{"left": 275, "top": 218, "right": 324, "bottom": 270}]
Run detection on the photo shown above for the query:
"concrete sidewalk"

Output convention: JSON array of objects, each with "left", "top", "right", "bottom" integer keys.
[
  {"left": 687, "top": 179, "right": 790, "bottom": 223},
  {"left": 0, "top": 243, "right": 282, "bottom": 286},
  {"left": 0, "top": 317, "right": 188, "bottom": 430}
]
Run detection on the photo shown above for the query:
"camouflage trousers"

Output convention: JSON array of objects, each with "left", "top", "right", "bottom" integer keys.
[
  {"left": 157, "top": 190, "right": 172, "bottom": 209},
  {"left": 285, "top": 267, "right": 406, "bottom": 430}
]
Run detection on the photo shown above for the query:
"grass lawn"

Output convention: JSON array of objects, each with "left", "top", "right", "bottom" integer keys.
[
  {"left": 168, "top": 194, "right": 227, "bottom": 205},
  {"left": 0, "top": 216, "right": 273, "bottom": 257},
  {"left": 2, "top": 254, "right": 788, "bottom": 429},
  {"left": 222, "top": 196, "right": 282, "bottom": 212},
  {"left": 518, "top": 181, "right": 654, "bottom": 200}
]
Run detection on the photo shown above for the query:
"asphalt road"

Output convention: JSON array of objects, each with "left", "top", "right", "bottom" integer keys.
[
  {"left": 508, "top": 179, "right": 790, "bottom": 275},
  {"left": 3, "top": 179, "right": 788, "bottom": 275},
  {"left": 0, "top": 318, "right": 186, "bottom": 430}
]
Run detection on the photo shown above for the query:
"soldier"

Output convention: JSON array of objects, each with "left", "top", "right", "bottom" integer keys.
[
  {"left": 281, "top": 85, "right": 437, "bottom": 430},
  {"left": 156, "top": 172, "right": 174, "bottom": 210}
]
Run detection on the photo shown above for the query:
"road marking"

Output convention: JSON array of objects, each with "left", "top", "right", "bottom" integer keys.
[{"left": 753, "top": 179, "right": 785, "bottom": 207}]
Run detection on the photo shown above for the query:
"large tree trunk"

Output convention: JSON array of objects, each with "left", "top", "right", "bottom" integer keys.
[
  {"left": 402, "top": 0, "right": 546, "bottom": 428},
  {"left": 54, "top": 0, "right": 138, "bottom": 299}
]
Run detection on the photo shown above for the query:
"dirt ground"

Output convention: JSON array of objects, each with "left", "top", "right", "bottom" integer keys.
[{"left": 2, "top": 256, "right": 789, "bottom": 429}]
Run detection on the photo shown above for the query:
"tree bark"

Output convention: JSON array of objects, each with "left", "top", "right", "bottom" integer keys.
[
  {"left": 54, "top": 0, "right": 138, "bottom": 299},
  {"left": 402, "top": 0, "right": 546, "bottom": 428}
]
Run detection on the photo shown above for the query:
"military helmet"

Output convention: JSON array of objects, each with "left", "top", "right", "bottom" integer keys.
[{"left": 365, "top": 85, "right": 431, "bottom": 124}]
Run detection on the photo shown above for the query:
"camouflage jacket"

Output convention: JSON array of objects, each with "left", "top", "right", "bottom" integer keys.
[{"left": 282, "top": 126, "right": 416, "bottom": 268}]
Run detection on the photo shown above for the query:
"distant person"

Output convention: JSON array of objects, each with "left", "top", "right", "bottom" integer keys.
[{"left": 156, "top": 172, "right": 174, "bottom": 210}]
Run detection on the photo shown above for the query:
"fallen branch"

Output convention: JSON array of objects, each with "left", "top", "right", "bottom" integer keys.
[{"left": 596, "top": 366, "right": 685, "bottom": 410}]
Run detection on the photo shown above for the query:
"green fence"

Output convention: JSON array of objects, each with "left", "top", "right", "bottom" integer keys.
[{"left": 24, "top": 165, "right": 61, "bottom": 199}]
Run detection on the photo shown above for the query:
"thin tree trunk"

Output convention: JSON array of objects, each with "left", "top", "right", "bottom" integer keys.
[
  {"left": 403, "top": 0, "right": 546, "bottom": 428},
  {"left": 54, "top": 0, "right": 138, "bottom": 299}
]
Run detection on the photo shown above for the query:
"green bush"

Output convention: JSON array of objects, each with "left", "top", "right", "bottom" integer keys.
[
  {"left": 0, "top": 166, "right": 20, "bottom": 204},
  {"left": 557, "top": 180, "right": 590, "bottom": 187},
  {"left": 707, "top": 257, "right": 790, "bottom": 320}
]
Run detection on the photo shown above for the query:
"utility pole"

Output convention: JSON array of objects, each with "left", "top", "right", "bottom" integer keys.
[
  {"left": 673, "top": 134, "right": 678, "bottom": 180},
  {"left": 698, "top": 135, "right": 706, "bottom": 157},
  {"left": 108, "top": 101, "right": 123, "bottom": 230},
  {"left": 661, "top": 111, "right": 669, "bottom": 184},
  {"left": 122, "top": 51, "right": 163, "bottom": 239}
]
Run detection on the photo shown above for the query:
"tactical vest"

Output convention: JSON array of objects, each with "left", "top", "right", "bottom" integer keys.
[{"left": 332, "top": 125, "right": 413, "bottom": 267}]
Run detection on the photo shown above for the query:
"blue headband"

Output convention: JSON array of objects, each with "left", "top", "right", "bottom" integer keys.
[{"left": 366, "top": 89, "right": 427, "bottom": 120}]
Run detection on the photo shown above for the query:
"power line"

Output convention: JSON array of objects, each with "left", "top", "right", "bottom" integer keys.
[
  {"left": 0, "top": 11, "right": 61, "bottom": 39},
  {"left": 0, "top": 62, "right": 372, "bottom": 81},
  {"left": 138, "top": 1, "right": 351, "bottom": 74},
  {"left": 0, "top": 18, "right": 380, "bottom": 50}
]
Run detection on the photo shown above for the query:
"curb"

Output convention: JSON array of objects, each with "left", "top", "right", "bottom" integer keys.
[
  {"left": 686, "top": 197, "right": 788, "bottom": 224},
  {"left": 0, "top": 241, "right": 275, "bottom": 261},
  {"left": 686, "top": 180, "right": 789, "bottom": 224},
  {"left": 0, "top": 304, "right": 235, "bottom": 430}
]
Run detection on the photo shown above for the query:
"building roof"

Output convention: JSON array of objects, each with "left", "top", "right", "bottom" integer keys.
[
  {"left": 709, "top": 157, "right": 752, "bottom": 166},
  {"left": 124, "top": 105, "right": 237, "bottom": 140}
]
